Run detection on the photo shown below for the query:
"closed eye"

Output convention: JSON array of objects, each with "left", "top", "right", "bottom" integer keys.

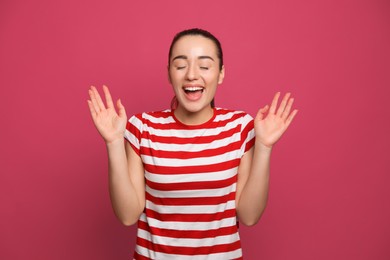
[
  {"left": 200, "top": 67, "right": 209, "bottom": 70},
  {"left": 176, "top": 66, "right": 186, "bottom": 70}
]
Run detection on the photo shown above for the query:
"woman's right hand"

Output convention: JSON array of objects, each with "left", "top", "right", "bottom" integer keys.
[{"left": 87, "top": 85, "right": 127, "bottom": 144}]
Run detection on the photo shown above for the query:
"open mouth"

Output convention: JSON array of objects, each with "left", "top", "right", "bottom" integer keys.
[
  {"left": 183, "top": 86, "right": 204, "bottom": 93},
  {"left": 183, "top": 86, "right": 204, "bottom": 101}
]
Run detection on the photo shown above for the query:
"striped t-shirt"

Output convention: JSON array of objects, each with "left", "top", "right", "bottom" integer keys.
[{"left": 124, "top": 107, "right": 255, "bottom": 260}]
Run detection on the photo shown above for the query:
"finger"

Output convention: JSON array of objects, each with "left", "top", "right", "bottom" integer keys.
[
  {"left": 261, "top": 105, "right": 269, "bottom": 115},
  {"left": 256, "top": 105, "right": 269, "bottom": 121},
  {"left": 276, "top": 92, "right": 291, "bottom": 117},
  {"left": 281, "top": 97, "right": 294, "bottom": 121},
  {"left": 103, "top": 85, "right": 114, "bottom": 109},
  {"left": 269, "top": 92, "right": 281, "bottom": 114},
  {"left": 89, "top": 88, "right": 101, "bottom": 113},
  {"left": 91, "top": 86, "right": 106, "bottom": 111},
  {"left": 87, "top": 100, "right": 97, "bottom": 120},
  {"left": 285, "top": 109, "right": 298, "bottom": 127},
  {"left": 117, "top": 99, "right": 127, "bottom": 119}
]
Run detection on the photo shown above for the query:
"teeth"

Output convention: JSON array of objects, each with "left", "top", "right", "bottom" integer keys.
[{"left": 184, "top": 86, "right": 203, "bottom": 92}]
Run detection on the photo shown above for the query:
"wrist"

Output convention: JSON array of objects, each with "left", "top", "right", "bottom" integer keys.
[
  {"left": 106, "top": 137, "right": 125, "bottom": 148},
  {"left": 255, "top": 140, "right": 273, "bottom": 153}
]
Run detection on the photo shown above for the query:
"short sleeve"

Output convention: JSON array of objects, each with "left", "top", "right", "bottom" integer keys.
[
  {"left": 124, "top": 114, "right": 144, "bottom": 156},
  {"left": 241, "top": 113, "right": 255, "bottom": 154}
]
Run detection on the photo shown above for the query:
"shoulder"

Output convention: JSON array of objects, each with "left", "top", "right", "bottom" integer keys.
[
  {"left": 215, "top": 107, "right": 254, "bottom": 122},
  {"left": 128, "top": 109, "right": 175, "bottom": 130},
  {"left": 214, "top": 108, "right": 254, "bottom": 136},
  {"left": 129, "top": 109, "right": 172, "bottom": 122}
]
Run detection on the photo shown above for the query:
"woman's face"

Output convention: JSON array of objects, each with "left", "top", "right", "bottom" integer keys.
[{"left": 168, "top": 35, "right": 224, "bottom": 121}]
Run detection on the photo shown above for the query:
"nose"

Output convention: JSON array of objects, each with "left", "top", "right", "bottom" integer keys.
[{"left": 185, "top": 64, "right": 199, "bottom": 81}]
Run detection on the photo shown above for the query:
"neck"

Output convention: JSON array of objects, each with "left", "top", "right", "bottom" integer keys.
[{"left": 174, "top": 106, "right": 214, "bottom": 125}]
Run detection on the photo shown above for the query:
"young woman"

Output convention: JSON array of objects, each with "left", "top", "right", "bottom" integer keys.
[{"left": 88, "top": 28, "right": 298, "bottom": 260}]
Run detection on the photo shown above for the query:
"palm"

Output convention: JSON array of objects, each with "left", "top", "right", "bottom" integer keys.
[
  {"left": 87, "top": 85, "right": 127, "bottom": 144},
  {"left": 94, "top": 106, "right": 126, "bottom": 142},
  {"left": 255, "top": 92, "right": 298, "bottom": 148}
]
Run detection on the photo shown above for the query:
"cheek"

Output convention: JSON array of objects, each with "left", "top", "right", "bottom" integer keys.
[
  {"left": 205, "top": 71, "right": 221, "bottom": 83},
  {"left": 168, "top": 70, "right": 179, "bottom": 83},
  {"left": 169, "top": 74, "right": 184, "bottom": 89}
]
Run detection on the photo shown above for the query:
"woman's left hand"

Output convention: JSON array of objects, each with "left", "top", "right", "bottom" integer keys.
[{"left": 254, "top": 92, "right": 298, "bottom": 148}]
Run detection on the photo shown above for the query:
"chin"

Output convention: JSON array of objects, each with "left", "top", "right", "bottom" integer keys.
[
  {"left": 181, "top": 105, "right": 203, "bottom": 114},
  {"left": 181, "top": 102, "right": 211, "bottom": 113}
]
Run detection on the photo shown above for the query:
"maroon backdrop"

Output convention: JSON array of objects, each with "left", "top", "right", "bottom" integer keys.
[{"left": 1, "top": 0, "right": 389, "bottom": 259}]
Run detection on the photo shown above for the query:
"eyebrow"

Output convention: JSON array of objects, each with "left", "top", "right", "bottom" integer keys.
[{"left": 172, "top": 55, "right": 215, "bottom": 62}]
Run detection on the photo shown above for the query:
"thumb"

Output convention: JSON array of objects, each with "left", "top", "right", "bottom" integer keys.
[
  {"left": 256, "top": 105, "right": 269, "bottom": 120},
  {"left": 117, "top": 99, "right": 127, "bottom": 119}
]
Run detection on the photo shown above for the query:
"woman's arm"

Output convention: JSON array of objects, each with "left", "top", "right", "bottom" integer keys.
[
  {"left": 106, "top": 140, "right": 145, "bottom": 226},
  {"left": 236, "top": 143, "right": 271, "bottom": 226},
  {"left": 88, "top": 85, "right": 145, "bottom": 226},
  {"left": 236, "top": 92, "right": 298, "bottom": 226}
]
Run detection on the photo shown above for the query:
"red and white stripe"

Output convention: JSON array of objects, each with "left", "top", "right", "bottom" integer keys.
[{"left": 125, "top": 108, "right": 255, "bottom": 260}]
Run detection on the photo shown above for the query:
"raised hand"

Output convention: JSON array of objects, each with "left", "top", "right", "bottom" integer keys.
[
  {"left": 87, "top": 85, "right": 127, "bottom": 144},
  {"left": 254, "top": 92, "right": 298, "bottom": 148}
]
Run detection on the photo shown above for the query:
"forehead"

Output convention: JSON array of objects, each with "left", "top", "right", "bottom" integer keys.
[{"left": 170, "top": 35, "right": 218, "bottom": 58}]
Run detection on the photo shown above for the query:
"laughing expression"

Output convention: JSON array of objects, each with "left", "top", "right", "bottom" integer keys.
[{"left": 168, "top": 35, "right": 225, "bottom": 124}]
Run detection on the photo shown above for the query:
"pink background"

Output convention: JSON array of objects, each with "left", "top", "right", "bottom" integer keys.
[{"left": 1, "top": 0, "right": 389, "bottom": 259}]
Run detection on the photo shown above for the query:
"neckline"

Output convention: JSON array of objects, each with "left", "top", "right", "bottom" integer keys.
[{"left": 171, "top": 107, "right": 217, "bottom": 129}]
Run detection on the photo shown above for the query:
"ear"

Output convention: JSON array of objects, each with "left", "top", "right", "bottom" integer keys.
[
  {"left": 167, "top": 65, "right": 172, "bottom": 84},
  {"left": 218, "top": 65, "right": 225, "bottom": 84}
]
